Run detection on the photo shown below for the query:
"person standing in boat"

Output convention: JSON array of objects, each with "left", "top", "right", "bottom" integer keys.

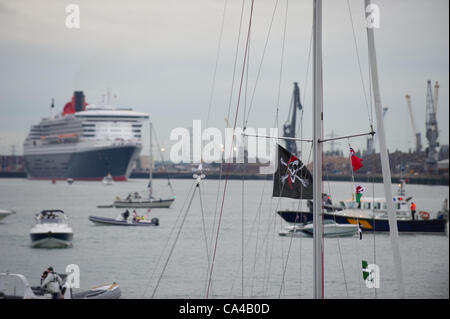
[
  {"left": 122, "top": 209, "right": 130, "bottom": 221},
  {"left": 358, "top": 223, "right": 363, "bottom": 240},
  {"left": 411, "top": 202, "right": 417, "bottom": 220},
  {"left": 41, "top": 267, "right": 63, "bottom": 299},
  {"left": 40, "top": 270, "right": 48, "bottom": 285}
]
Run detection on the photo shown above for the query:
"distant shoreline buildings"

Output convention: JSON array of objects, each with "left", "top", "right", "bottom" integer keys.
[{"left": 1, "top": 146, "right": 448, "bottom": 185}]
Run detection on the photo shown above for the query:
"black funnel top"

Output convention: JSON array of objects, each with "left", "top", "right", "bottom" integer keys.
[{"left": 74, "top": 91, "right": 85, "bottom": 112}]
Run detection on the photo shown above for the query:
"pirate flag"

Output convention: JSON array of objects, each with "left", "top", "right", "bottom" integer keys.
[{"left": 272, "top": 144, "right": 313, "bottom": 199}]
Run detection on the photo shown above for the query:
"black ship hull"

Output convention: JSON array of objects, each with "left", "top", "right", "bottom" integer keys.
[
  {"left": 24, "top": 145, "right": 141, "bottom": 181},
  {"left": 277, "top": 210, "right": 448, "bottom": 233}
]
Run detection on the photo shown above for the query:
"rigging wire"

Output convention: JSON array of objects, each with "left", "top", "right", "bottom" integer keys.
[
  {"left": 198, "top": 181, "right": 214, "bottom": 298},
  {"left": 275, "top": 2, "right": 290, "bottom": 292},
  {"left": 206, "top": 0, "right": 229, "bottom": 129},
  {"left": 206, "top": 0, "right": 255, "bottom": 299},
  {"left": 276, "top": 0, "right": 289, "bottom": 110},
  {"left": 208, "top": 0, "right": 246, "bottom": 277},
  {"left": 371, "top": 177, "right": 378, "bottom": 299},
  {"left": 277, "top": 143, "right": 313, "bottom": 298},
  {"left": 151, "top": 124, "right": 175, "bottom": 195},
  {"left": 227, "top": 177, "right": 272, "bottom": 298},
  {"left": 240, "top": 16, "right": 252, "bottom": 298},
  {"left": 323, "top": 162, "right": 349, "bottom": 298},
  {"left": 348, "top": 139, "right": 364, "bottom": 298},
  {"left": 346, "top": 0, "right": 373, "bottom": 127},
  {"left": 151, "top": 181, "right": 200, "bottom": 299},
  {"left": 243, "top": 0, "right": 280, "bottom": 129},
  {"left": 226, "top": 0, "right": 246, "bottom": 125},
  {"left": 141, "top": 181, "right": 197, "bottom": 298}
]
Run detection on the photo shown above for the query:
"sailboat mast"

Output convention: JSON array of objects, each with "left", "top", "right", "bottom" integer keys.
[
  {"left": 149, "top": 121, "right": 153, "bottom": 198},
  {"left": 365, "top": 0, "right": 405, "bottom": 298},
  {"left": 312, "top": 0, "right": 324, "bottom": 299}
]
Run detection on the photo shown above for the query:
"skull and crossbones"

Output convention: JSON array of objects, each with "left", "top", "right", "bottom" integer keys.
[{"left": 280, "top": 156, "right": 310, "bottom": 188}]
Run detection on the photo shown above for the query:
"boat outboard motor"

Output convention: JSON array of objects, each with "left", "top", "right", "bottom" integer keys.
[{"left": 151, "top": 218, "right": 159, "bottom": 226}]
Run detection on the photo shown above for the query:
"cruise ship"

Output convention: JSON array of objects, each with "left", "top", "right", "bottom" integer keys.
[{"left": 23, "top": 91, "right": 149, "bottom": 181}]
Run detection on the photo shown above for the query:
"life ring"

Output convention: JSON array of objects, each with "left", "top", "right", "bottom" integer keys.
[{"left": 419, "top": 211, "right": 430, "bottom": 220}]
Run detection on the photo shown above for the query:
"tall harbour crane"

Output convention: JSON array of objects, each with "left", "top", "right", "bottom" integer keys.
[
  {"left": 283, "top": 82, "right": 303, "bottom": 155},
  {"left": 425, "top": 80, "right": 439, "bottom": 172},
  {"left": 405, "top": 94, "right": 422, "bottom": 152},
  {"left": 433, "top": 81, "right": 440, "bottom": 115}
]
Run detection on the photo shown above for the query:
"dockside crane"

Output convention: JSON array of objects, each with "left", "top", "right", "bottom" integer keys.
[
  {"left": 433, "top": 81, "right": 440, "bottom": 115},
  {"left": 283, "top": 82, "right": 303, "bottom": 155},
  {"left": 425, "top": 80, "right": 439, "bottom": 172},
  {"left": 405, "top": 94, "right": 422, "bottom": 152}
]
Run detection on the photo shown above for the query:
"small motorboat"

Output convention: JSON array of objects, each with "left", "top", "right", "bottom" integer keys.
[
  {"left": 29, "top": 210, "right": 73, "bottom": 248},
  {"left": 0, "top": 209, "right": 15, "bottom": 222},
  {"left": 70, "top": 283, "right": 121, "bottom": 299},
  {"left": 0, "top": 273, "right": 121, "bottom": 299},
  {"left": 279, "top": 224, "right": 308, "bottom": 237},
  {"left": 301, "top": 220, "right": 359, "bottom": 237},
  {"left": 102, "top": 173, "right": 114, "bottom": 185},
  {"left": 89, "top": 211, "right": 159, "bottom": 226}
]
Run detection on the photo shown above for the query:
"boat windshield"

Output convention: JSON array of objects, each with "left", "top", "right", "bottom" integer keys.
[
  {"left": 36, "top": 212, "right": 66, "bottom": 224},
  {"left": 343, "top": 201, "right": 359, "bottom": 209}
]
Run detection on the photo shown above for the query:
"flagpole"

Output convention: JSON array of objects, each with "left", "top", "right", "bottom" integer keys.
[
  {"left": 365, "top": 0, "right": 405, "bottom": 298},
  {"left": 313, "top": 0, "right": 324, "bottom": 299}
]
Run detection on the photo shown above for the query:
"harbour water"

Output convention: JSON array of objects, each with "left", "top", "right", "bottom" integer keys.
[{"left": 0, "top": 178, "right": 448, "bottom": 299}]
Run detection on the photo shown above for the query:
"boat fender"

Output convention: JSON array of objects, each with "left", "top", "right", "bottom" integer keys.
[
  {"left": 419, "top": 211, "right": 430, "bottom": 220},
  {"left": 151, "top": 218, "right": 159, "bottom": 226}
]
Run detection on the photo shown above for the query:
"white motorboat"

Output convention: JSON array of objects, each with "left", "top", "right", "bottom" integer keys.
[
  {"left": 335, "top": 179, "right": 416, "bottom": 221},
  {"left": 102, "top": 173, "right": 114, "bottom": 185},
  {"left": 301, "top": 220, "right": 359, "bottom": 238},
  {"left": 0, "top": 273, "right": 120, "bottom": 299},
  {"left": 279, "top": 224, "right": 308, "bottom": 237},
  {"left": 0, "top": 209, "right": 15, "bottom": 221},
  {"left": 29, "top": 210, "right": 73, "bottom": 248}
]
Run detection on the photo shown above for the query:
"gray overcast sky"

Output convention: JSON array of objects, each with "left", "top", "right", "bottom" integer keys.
[{"left": 0, "top": 0, "right": 448, "bottom": 157}]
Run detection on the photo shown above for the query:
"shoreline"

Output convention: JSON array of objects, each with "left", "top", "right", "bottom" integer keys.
[{"left": 1, "top": 171, "right": 448, "bottom": 186}]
